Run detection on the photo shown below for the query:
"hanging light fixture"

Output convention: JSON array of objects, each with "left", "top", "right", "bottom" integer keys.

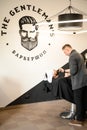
[
  {"left": 36, "top": 0, "right": 87, "bottom": 34},
  {"left": 58, "top": 0, "right": 84, "bottom": 31}
]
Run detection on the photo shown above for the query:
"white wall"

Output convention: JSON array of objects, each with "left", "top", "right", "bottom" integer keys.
[{"left": 0, "top": 0, "right": 87, "bottom": 107}]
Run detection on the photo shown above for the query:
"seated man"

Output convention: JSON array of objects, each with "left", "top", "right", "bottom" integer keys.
[
  {"left": 44, "top": 68, "right": 76, "bottom": 119},
  {"left": 53, "top": 68, "right": 87, "bottom": 120},
  {"left": 52, "top": 68, "right": 76, "bottom": 119},
  {"left": 43, "top": 68, "right": 64, "bottom": 92}
]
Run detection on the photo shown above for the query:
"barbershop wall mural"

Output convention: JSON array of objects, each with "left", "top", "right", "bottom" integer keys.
[{"left": 0, "top": 0, "right": 87, "bottom": 107}]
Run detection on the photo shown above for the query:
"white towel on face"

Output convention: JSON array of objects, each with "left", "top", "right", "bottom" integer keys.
[{"left": 44, "top": 70, "right": 54, "bottom": 83}]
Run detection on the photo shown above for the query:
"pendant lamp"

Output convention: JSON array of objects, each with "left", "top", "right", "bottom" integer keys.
[{"left": 58, "top": 0, "right": 83, "bottom": 31}]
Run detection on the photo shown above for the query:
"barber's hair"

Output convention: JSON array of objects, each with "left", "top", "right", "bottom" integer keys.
[
  {"left": 19, "top": 16, "right": 37, "bottom": 30},
  {"left": 62, "top": 44, "right": 72, "bottom": 50}
]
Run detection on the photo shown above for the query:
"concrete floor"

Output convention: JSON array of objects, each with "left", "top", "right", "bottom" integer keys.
[{"left": 0, "top": 99, "right": 87, "bottom": 130}]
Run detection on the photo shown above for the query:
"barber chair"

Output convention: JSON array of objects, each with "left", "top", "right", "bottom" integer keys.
[{"left": 60, "top": 103, "right": 76, "bottom": 119}]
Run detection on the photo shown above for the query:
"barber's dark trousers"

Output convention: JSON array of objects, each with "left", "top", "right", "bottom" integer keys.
[{"left": 73, "top": 86, "right": 86, "bottom": 121}]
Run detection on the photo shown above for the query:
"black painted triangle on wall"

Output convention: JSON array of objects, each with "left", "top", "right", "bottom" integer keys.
[{"left": 7, "top": 49, "right": 87, "bottom": 106}]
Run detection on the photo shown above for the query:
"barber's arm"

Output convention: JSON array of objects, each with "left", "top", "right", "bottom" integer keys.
[
  {"left": 64, "top": 69, "right": 70, "bottom": 77},
  {"left": 53, "top": 69, "right": 59, "bottom": 78},
  {"left": 59, "top": 68, "right": 70, "bottom": 77},
  {"left": 69, "top": 56, "right": 78, "bottom": 76}
]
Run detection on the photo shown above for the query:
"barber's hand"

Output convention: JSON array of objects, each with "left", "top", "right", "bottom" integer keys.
[
  {"left": 53, "top": 69, "right": 58, "bottom": 78},
  {"left": 59, "top": 68, "right": 65, "bottom": 73}
]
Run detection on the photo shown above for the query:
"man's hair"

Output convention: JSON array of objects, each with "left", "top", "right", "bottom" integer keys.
[
  {"left": 19, "top": 16, "right": 37, "bottom": 29},
  {"left": 62, "top": 44, "right": 72, "bottom": 50}
]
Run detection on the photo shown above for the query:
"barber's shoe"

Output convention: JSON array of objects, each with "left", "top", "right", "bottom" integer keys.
[
  {"left": 69, "top": 119, "right": 83, "bottom": 127},
  {"left": 60, "top": 111, "right": 76, "bottom": 119}
]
